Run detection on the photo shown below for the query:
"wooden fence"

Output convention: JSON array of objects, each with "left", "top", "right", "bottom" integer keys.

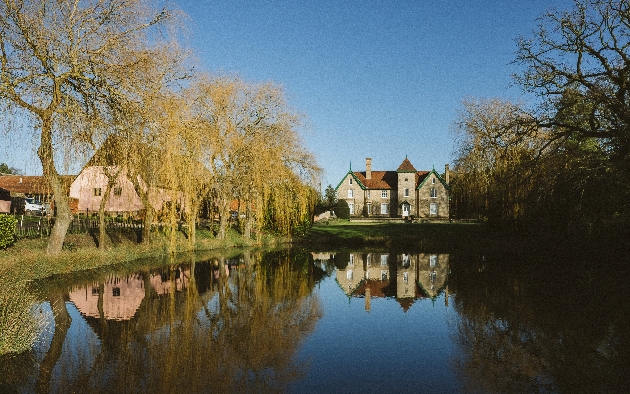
[{"left": 13, "top": 215, "right": 144, "bottom": 239}]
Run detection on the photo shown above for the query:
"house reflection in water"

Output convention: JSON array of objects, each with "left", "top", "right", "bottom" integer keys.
[
  {"left": 333, "top": 252, "right": 449, "bottom": 312},
  {"left": 68, "top": 274, "right": 146, "bottom": 321},
  {"left": 68, "top": 266, "right": 193, "bottom": 321}
]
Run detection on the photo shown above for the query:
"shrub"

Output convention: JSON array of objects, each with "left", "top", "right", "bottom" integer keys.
[
  {"left": 0, "top": 214, "right": 17, "bottom": 249},
  {"left": 334, "top": 200, "right": 350, "bottom": 219}
]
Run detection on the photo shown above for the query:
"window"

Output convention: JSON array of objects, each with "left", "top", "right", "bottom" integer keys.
[
  {"left": 347, "top": 270, "right": 353, "bottom": 280},
  {"left": 367, "top": 202, "right": 371, "bottom": 215},
  {"left": 349, "top": 177, "right": 353, "bottom": 185},
  {"left": 432, "top": 177, "right": 436, "bottom": 184},
  {"left": 404, "top": 188, "right": 409, "bottom": 197},
  {"left": 113, "top": 187, "right": 122, "bottom": 196},
  {"left": 367, "top": 254, "right": 372, "bottom": 267},
  {"left": 366, "top": 190, "right": 370, "bottom": 198},
  {"left": 380, "top": 254, "right": 388, "bottom": 265},
  {"left": 381, "top": 270, "right": 388, "bottom": 280},
  {"left": 112, "top": 287, "right": 121, "bottom": 297},
  {"left": 430, "top": 188, "right": 437, "bottom": 198},
  {"left": 348, "top": 189, "right": 353, "bottom": 198},
  {"left": 430, "top": 255, "right": 438, "bottom": 268},
  {"left": 94, "top": 188, "right": 102, "bottom": 196},
  {"left": 403, "top": 272, "right": 409, "bottom": 283},
  {"left": 381, "top": 190, "right": 388, "bottom": 198},
  {"left": 349, "top": 254, "right": 355, "bottom": 266},
  {"left": 380, "top": 203, "right": 389, "bottom": 214},
  {"left": 430, "top": 203, "right": 438, "bottom": 215},
  {"left": 349, "top": 202, "right": 354, "bottom": 215}
]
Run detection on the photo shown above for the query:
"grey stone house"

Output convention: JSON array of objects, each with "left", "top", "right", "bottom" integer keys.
[{"left": 335, "top": 157, "right": 450, "bottom": 219}]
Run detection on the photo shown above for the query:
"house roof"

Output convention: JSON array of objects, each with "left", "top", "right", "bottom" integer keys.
[
  {"left": 0, "top": 175, "right": 75, "bottom": 196},
  {"left": 396, "top": 157, "right": 417, "bottom": 173},
  {"left": 354, "top": 171, "right": 397, "bottom": 189}
]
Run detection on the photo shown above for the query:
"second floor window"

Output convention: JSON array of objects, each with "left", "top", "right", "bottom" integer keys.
[
  {"left": 404, "top": 188, "right": 409, "bottom": 197},
  {"left": 94, "top": 188, "right": 102, "bottom": 196},
  {"left": 348, "top": 189, "right": 353, "bottom": 198},
  {"left": 381, "top": 190, "right": 388, "bottom": 198},
  {"left": 113, "top": 187, "right": 122, "bottom": 196},
  {"left": 430, "top": 188, "right": 437, "bottom": 198}
]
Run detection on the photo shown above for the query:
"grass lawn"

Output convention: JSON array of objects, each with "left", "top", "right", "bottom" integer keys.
[{"left": 298, "top": 220, "right": 492, "bottom": 252}]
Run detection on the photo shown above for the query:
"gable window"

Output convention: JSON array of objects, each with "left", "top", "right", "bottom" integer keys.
[
  {"left": 113, "top": 187, "right": 122, "bottom": 196},
  {"left": 404, "top": 188, "right": 409, "bottom": 197},
  {"left": 349, "top": 177, "right": 353, "bottom": 185},
  {"left": 94, "top": 188, "right": 102, "bottom": 196},
  {"left": 381, "top": 190, "right": 388, "bottom": 198},
  {"left": 380, "top": 203, "right": 389, "bottom": 214},
  {"left": 348, "top": 189, "right": 353, "bottom": 198},
  {"left": 430, "top": 203, "right": 438, "bottom": 215},
  {"left": 432, "top": 177, "right": 436, "bottom": 184},
  {"left": 430, "top": 188, "right": 437, "bottom": 198}
]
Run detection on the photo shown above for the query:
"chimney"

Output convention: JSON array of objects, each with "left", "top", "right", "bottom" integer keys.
[
  {"left": 19, "top": 177, "right": 22, "bottom": 184},
  {"left": 445, "top": 164, "right": 450, "bottom": 184},
  {"left": 366, "top": 158, "right": 372, "bottom": 180}
]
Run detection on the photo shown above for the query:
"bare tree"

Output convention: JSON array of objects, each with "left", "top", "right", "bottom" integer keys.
[{"left": 0, "top": 0, "right": 184, "bottom": 254}]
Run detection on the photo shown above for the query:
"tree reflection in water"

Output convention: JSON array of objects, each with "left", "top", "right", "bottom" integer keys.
[
  {"left": 449, "top": 251, "right": 630, "bottom": 394},
  {"left": 9, "top": 249, "right": 323, "bottom": 393}
]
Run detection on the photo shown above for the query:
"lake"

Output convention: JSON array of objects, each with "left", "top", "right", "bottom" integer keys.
[{"left": 1, "top": 246, "right": 628, "bottom": 393}]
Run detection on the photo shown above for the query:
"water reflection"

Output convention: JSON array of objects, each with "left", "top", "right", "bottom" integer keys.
[
  {"left": 1, "top": 250, "right": 324, "bottom": 393},
  {"left": 1, "top": 247, "right": 628, "bottom": 393},
  {"left": 332, "top": 252, "right": 449, "bottom": 311}
]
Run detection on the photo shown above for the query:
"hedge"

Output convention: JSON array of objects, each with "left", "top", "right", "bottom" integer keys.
[{"left": 0, "top": 214, "right": 17, "bottom": 249}]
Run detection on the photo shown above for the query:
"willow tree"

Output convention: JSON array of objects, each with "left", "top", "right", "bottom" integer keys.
[
  {"left": 0, "top": 0, "right": 183, "bottom": 254},
  {"left": 191, "top": 76, "right": 319, "bottom": 240}
]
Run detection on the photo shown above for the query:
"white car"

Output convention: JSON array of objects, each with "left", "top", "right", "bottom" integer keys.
[{"left": 24, "top": 197, "right": 46, "bottom": 215}]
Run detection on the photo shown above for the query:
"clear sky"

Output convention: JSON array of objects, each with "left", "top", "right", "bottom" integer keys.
[{"left": 1, "top": 0, "right": 575, "bottom": 189}]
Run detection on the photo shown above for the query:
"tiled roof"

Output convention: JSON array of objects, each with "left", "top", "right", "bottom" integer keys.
[
  {"left": 0, "top": 175, "right": 75, "bottom": 195},
  {"left": 354, "top": 171, "right": 397, "bottom": 189},
  {"left": 396, "top": 157, "right": 417, "bottom": 172}
]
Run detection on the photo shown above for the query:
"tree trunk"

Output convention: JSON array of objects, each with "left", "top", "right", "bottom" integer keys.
[
  {"left": 38, "top": 116, "right": 73, "bottom": 255},
  {"left": 188, "top": 204, "right": 198, "bottom": 250}
]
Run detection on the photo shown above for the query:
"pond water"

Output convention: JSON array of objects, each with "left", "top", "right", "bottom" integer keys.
[{"left": 0, "top": 246, "right": 628, "bottom": 393}]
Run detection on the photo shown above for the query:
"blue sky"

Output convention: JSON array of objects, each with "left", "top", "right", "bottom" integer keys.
[{"left": 2, "top": 0, "right": 575, "bottom": 189}]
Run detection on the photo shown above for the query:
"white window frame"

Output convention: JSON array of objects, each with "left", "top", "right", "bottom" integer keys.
[
  {"left": 432, "top": 177, "right": 436, "bottom": 184},
  {"left": 381, "top": 190, "right": 388, "bottom": 198},
  {"left": 349, "top": 177, "right": 353, "bottom": 185},
  {"left": 366, "top": 190, "right": 370, "bottom": 198},
  {"left": 380, "top": 203, "right": 389, "bottom": 214},
  {"left": 349, "top": 202, "right": 355, "bottom": 215},
  {"left": 348, "top": 189, "right": 353, "bottom": 198},
  {"left": 430, "top": 202, "right": 438, "bottom": 215},
  {"left": 430, "top": 188, "right": 437, "bottom": 198}
]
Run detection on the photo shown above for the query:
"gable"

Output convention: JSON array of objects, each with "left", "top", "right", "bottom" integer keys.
[
  {"left": 335, "top": 171, "right": 366, "bottom": 191},
  {"left": 416, "top": 169, "right": 449, "bottom": 190}
]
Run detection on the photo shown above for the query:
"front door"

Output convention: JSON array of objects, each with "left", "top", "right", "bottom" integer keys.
[{"left": 402, "top": 203, "right": 409, "bottom": 217}]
